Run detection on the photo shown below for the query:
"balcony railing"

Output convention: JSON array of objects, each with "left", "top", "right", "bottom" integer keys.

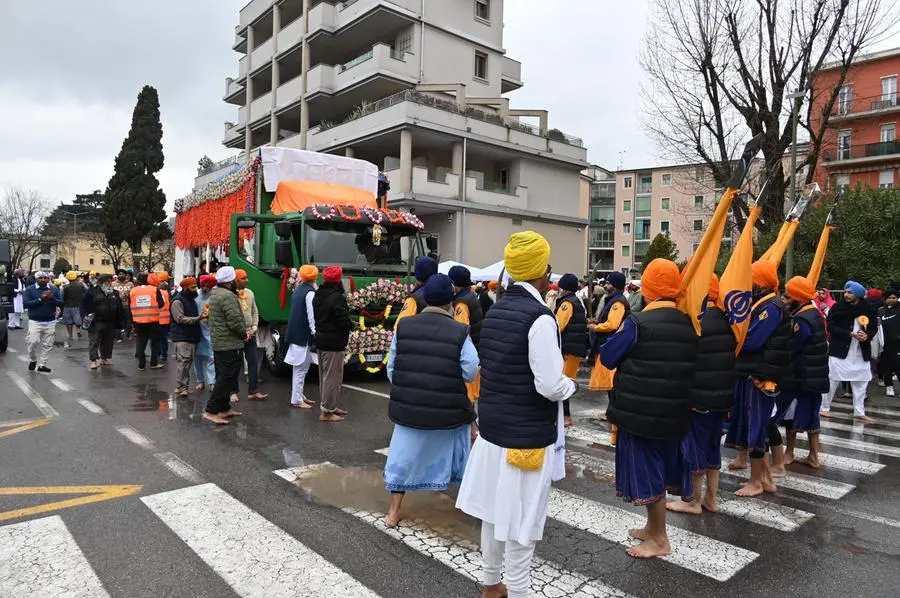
[
  {"left": 831, "top": 92, "right": 899, "bottom": 118},
  {"left": 637, "top": 183, "right": 652, "bottom": 194},
  {"left": 825, "top": 140, "right": 900, "bottom": 162},
  {"left": 872, "top": 97, "right": 898, "bottom": 110},
  {"left": 340, "top": 49, "right": 374, "bottom": 72}
]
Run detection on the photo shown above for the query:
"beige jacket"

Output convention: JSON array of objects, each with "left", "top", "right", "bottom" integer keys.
[{"left": 238, "top": 288, "right": 259, "bottom": 333}]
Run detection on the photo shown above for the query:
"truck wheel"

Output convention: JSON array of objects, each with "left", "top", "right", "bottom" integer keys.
[{"left": 266, "top": 328, "right": 292, "bottom": 378}]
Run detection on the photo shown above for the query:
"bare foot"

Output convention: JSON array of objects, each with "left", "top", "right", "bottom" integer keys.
[
  {"left": 219, "top": 410, "right": 242, "bottom": 418},
  {"left": 798, "top": 457, "right": 822, "bottom": 469},
  {"left": 230, "top": 393, "right": 240, "bottom": 403},
  {"left": 855, "top": 415, "right": 876, "bottom": 424},
  {"left": 481, "top": 583, "right": 508, "bottom": 598},
  {"left": 248, "top": 392, "right": 269, "bottom": 401},
  {"left": 334, "top": 408, "right": 349, "bottom": 416},
  {"left": 320, "top": 413, "right": 345, "bottom": 422},
  {"left": 762, "top": 481, "right": 777, "bottom": 494},
  {"left": 727, "top": 458, "right": 748, "bottom": 471},
  {"left": 701, "top": 495, "right": 719, "bottom": 513},
  {"left": 784, "top": 452, "right": 795, "bottom": 466},
  {"left": 666, "top": 500, "right": 702, "bottom": 515},
  {"left": 564, "top": 416, "right": 573, "bottom": 428},
  {"left": 599, "top": 411, "right": 608, "bottom": 421},
  {"left": 820, "top": 410, "right": 832, "bottom": 418},
  {"left": 770, "top": 466, "right": 786, "bottom": 478},
  {"left": 626, "top": 536, "right": 671, "bottom": 559},
  {"left": 291, "top": 402, "right": 314, "bottom": 409},
  {"left": 195, "top": 383, "right": 205, "bottom": 391},
  {"left": 735, "top": 482, "right": 764, "bottom": 497},
  {"left": 628, "top": 528, "right": 649, "bottom": 541},
  {"left": 384, "top": 511, "right": 401, "bottom": 528},
  {"left": 202, "top": 412, "right": 229, "bottom": 425}
]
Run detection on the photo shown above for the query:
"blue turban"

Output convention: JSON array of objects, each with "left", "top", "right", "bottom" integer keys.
[
  {"left": 559, "top": 273, "right": 579, "bottom": 293},
  {"left": 424, "top": 273, "right": 454, "bottom": 307},
  {"left": 448, "top": 265, "right": 473, "bottom": 288},
  {"left": 414, "top": 256, "right": 438, "bottom": 283},
  {"left": 607, "top": 271, "right": 627, "bottom": 290},
  {"left": 844, "top": 280, "right": 866, "bottom": 299}
]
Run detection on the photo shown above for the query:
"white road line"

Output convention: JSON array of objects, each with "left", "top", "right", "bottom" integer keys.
[
  {"left": 154, "top": 452, "right": 204, "bottom": 483},
  {"left": 822, "top": 409, "right": 900, "bottom": 430},
  {"left": 51, "top": 378, "right": 74, "bottom": 392},
  {"left": 114, "top": 426, "right": 155, "bottom": 450},
  {"left": 829, "top": 402, "right": 900, "bottom": 418},
  {"left": 0, "top": 515, "right": 110, "bottom": 598},
  {"left": 783, "top": 493, "right": 900, "bottom": 530},
  {"left": 142, "top": 483, "right": 382, "bottom": 598},
  {"left": 547, "top": 489, "right": 758, "bottom": 581},
  {"left": 374, "top": 447, "right": 390, "bottom": 456},
  {"left": 76, "top": 398, "right": 104, "bottom": 415},
  {"left": 7, "top": 347, "right": 16, "bottom": 352},
  {"left": 17, "top": 355, "right": 28, "bottom": 363},
  {"left": 343, "top": 384, "right": 390, "bottom": 399},
  {"left": 721, "top": 464, "right": 855, "bottom": 499},
  {"left": 820, "top": 419, "right": 900, "bottom": 442},
  {"left": 7, "top": 369, "right": 59, "bottom": 418},
  {"left": 566, "top": 426, "right": 614, "bottom": 447},
  {"left": 790, "top": 448, "right": 885, "bottom": 474},
  {"left": 818, "top": 434, "right": 900, "bottom": 458}
]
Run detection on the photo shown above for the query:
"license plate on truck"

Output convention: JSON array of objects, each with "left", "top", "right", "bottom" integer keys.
[{"left": 365, "top": 353, "right": 384, "bottom": 363}]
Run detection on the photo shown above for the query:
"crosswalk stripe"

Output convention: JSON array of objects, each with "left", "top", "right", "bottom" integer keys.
[
  {"left": 76, "top": 398, "right": 104, "bottom": 415},
  {"left": 0, "top": 515, "right": 110, "bottom": 598},
  {"left": 789, "top": 449, "right": 885, "bottom": 474},
  {"left": 820, "top": 419, "right": 900, "bottom": 442},
  {"left": 547, "top": 489, "right": 758, "bottom": 581},
  {"left": 721, "top": 464, "right": 854, "bottom": 499},
  {"left": 829, "top": 402, "right": 900, "bottom": 418},
  {"left": 142, "top": 483, "right": 382, "bottom": 597},
  {"left": 51, "top": 378, "right": 73, "bottom": 392},
  {"left": 6, "top": 347, "right": 16, "bottom": 353},
  {"left": 821, "top": 409, "right": 900, "bottom": 429},
  {"left": 817, "top": 434, "right": 900, "bottom": 458},
  {"left": 7, "top": 369, "right": 59, "bottom": 418}
]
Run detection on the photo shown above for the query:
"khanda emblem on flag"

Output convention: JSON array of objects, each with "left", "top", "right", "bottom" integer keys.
[{"left": 723, "top": 289, "right": 753, "bottom": 325}]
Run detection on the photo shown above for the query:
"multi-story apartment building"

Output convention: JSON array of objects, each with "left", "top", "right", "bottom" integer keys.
[
  {"left": 207, "top": 0, "right": 589, "bottom": 271},
  {"left": 582, "top": 166, "right": 616, "bottom": 272},
  {"left": 812, "top": 47, "right": 900, "bottom": 191}
]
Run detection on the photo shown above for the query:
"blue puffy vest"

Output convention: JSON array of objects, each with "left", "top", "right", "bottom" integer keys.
[
  {"left": 286, "top": 283, "right": 315, "bottom": 347},
  {"left": 170, "top": 293, "right": 201, "bottom": 344}
]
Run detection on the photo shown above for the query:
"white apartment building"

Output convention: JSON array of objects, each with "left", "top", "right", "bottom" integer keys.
[{"left": 204, "top": 0, "right": 590, "bottom": 271}]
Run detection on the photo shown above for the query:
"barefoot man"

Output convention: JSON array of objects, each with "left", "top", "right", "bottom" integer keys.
[
  {"left": 600, "top": 259, "right": 698, "bottom": 558},
  {"left": 668, "top": 274, "right": 735, "bottom": 515},
  {"left": 725, "top": 261, "right": 793, "bottom": 497}
]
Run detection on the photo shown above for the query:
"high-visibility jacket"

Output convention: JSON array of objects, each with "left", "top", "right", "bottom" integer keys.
[
  {"left": 158, "top": 291, "right": 171, "bottom": 325},
  {"left": 130, "top": 285, "right": 160, "bottom": 324}
]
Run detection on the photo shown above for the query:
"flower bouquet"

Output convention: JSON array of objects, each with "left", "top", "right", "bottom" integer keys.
[
  {"left": 347, "top": 278, "right": 412, "bottom": 310},
  {"left": 346, "top": 328, "right": 394, "bottom": 355},
  {"left": 285, "top": 268, "right": 300, "bottom": 292}
]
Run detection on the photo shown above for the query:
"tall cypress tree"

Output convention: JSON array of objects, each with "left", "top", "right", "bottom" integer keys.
[{"left": 102, "top": 85, "right": 167, "bottom": 272}]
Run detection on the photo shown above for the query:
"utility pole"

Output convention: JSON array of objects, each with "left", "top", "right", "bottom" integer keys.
[{"left": 785, "top": 90, "right": 805, "bottom": 280}]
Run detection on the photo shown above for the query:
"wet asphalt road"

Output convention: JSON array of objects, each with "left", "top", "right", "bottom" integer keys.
[{"left": 3, "top": 325, "right": 900, "bottom": 598}]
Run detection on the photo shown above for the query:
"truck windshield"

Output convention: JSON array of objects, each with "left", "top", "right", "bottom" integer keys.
[{"left": 304, "top": 221, "right": 420, "bottom": 273}]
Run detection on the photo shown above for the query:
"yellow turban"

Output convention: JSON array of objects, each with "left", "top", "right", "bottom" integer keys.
[
  {"left": 504, "top": 231, "right": 550, "bottom": 281},
  {"left": 65, "top": 271, "right": 78, "bottom": 281},
  {"left": 299, "top": 264, "right": 319, "bottom": 282}
]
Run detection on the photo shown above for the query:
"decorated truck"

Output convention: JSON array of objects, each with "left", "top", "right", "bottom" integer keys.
[{"left": 173, "top": 147, "right": 436, "bottom": 375}]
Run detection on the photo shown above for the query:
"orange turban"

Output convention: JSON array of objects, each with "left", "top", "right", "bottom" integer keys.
[
  {"left": 751, "top": 261, "right": 778, "bottom": 291},
  {"left": 159, "top": 272, "right": 170, "bottom": 282},
  {"left": 147, "top": 273, "right": 160, "bottom": 287},
  {"left": 786, "top": 276, "right": 815, "bottom": 303},
  {"left": 180, "top": 277, "right": 197, "bottom": 289},
  {"left": 235, "top": 269, "right": 248, "bottom": 281},
  {"left": 708, "top": 273, "right": 720, "bottom": 302},
  {"left": 487, "top": 281, "right": 498, "bottom": 290},
  {"left": 642, "top": 259, "right": 681, "bottom": 302},
  {"left": 299, "top": 265, "right": 319, "bottom": 282}
]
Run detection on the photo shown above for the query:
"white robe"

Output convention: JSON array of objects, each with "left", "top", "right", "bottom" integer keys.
[
  {"left": 12, "top": 278, "right": 25, "bottom": 314},
  {"left": 829, "top": 319, "right": 872, "bottom": 382}
]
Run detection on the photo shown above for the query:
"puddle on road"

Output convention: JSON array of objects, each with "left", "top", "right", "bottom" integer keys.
[{"left": 129, "top": 384, "right": 171, "bottom": 412}]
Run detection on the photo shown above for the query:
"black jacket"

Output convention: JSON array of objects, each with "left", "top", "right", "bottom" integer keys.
[
  {"left": 693, "top": 305, "right": 737, "bottom": 411},
  {"left": 313, "top": 284, "right": 353, "bottom": 351},
  {"left": 453, "top": 289, "right": 483, "bottom": 348},
  {"left": 83, "top": 287, "right": 124, "bottom": 327},
  {"left": 734, "top": 294, "right": 793, "bottom": 388},
  {"left": 556, "top": 294, "right": 588, "bottom": 358},
  {"left": 791, "top": 306, "right": 830, "bottom": 393},
  {"left": 827, "top": 299, "right": 878, "bottom": 361},
  {"left": 878, "top": 303, "right": 900, "bottom": 347}
]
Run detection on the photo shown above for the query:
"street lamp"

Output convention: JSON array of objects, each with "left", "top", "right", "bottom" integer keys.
[
  {"left": 785, "top": 90, "right": 806, "bottom": 280},
  {"left": 58, "top": 209, "right": 92, "bottom": 269}
]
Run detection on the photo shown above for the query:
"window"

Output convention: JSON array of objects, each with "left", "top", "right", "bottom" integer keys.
[
  {"left": 623, "top": 199, "right": 632, "bottom": 212},
  {"left": 660, "top": 221, "right": 670, "bottom": 233},
  {"left": 838, "top": 85, "right": 853, "bottom": 115},
  {"left": 879, "top": 169, "right": 894, "bottom": 189},
  {"left": 635, "top": 196, "right": 651, "bottom": 215},
  {"left": 695, "top": 166, "right": 705, "bottom": 182},
  {"left": 661, "top": 173, "right": 672, "bottom": 186},
  {"left": 40, "top": 259, "right": 50, "bottom": 269},
  {"left": 693, "top": 219, "right": 704, "bottom": 231},
  {"left": 101, "top": 259, "right": 111, "bottom": 266},
  {"left": 474, "top": 50, "right": 488, "bottom": 80},
  {"left": 660, "top": 197, "right": 671, "bottom": 210},
  {"left": 623, "top": 176, "right": 632, "bottom": 188},
  {"left": 475, "top": 0, "right": 490, "bottom": 21},
  {"left": 40, "top": 243, "right": 51, "bottom": 254},
  {"left": 837, "top": 130, "right": 852, "bottom": 160},
  {"left": 499, "top": 168, "right": 510, "bottom": 190},
  {"left": 394, "top": 31, "right": 413, "bottom": 55},
  {"left": 638, "top": 175, "right": 652, "bottom": 194},
  {"left": 881, "top": 123, "right": 896, "bottom": 143},
  {"left": 694, "top": 195, "right": 704, "bottom": 208},
  {"left": 622, "top": 223, "right": 631, "bottom": 235},
  {"left": 882, "top": 76, "right": 897, "bottom": 104},
  {"left": 835, "top": 174, "right": 850, "bottom": 191},
  {"left": 89, "top": 258, "right": 95, "bottom": 265},
  {"left": 621, "top": 245, "right": 630, "bottom": 257},
  {"left": 692, "top": 243, "right": 700, "bottom": 253}
]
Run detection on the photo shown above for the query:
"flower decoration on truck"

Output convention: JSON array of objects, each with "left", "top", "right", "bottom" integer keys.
[
  {"left": 285, "top": 268, "right": 300, "bottom": 292},
  {"left": 347, "top": 278, "right": 413, "bottom": 310},
  {"left": 311, "top": 204, "right": 337, "bottom": 221},
  {"left": 362, "top": 206, "right": 384, "bottom": 224},
  {"left": 336, "top": 205, "right": 362, "bottom": 221}
]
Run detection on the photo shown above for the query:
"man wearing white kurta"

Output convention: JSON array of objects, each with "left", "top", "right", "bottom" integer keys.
[
  {"left": 456, "top": 231, "right": 576, "bottom": 598},
  {"left": 284, "top": 265, "right": 320, "bottom": 408},
  {"left": 9, "top": 269, "right": 26, "bottom": 329}
]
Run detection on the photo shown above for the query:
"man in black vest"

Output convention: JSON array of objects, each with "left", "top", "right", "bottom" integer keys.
[
  {"left": 600, "top": 258, "right": 698, "bottom": 559},
  {"left": 449, "top": 265, "right": 483, "bottom": 402},
  {"left": 456, "top": 231, "right": 576, "bottom": 598},
  {"left": 395, "top": 256, "right": 438, "bottom": 325},
  {"left": 667, "top": 274, "right": 735, "bottom": 515},
  {"left": 879, "top": 288, "right": 900, "bottom": 398},
  {"left": 724, "top": 260, "right": 792, "bottom": 497},
  {"left": 285, "top": 265, "right": 319, "bottom": 408},
  {"left": 555, "top": 273, "right": 587, "bottom": 427},
  {"left": 589, "top": 272, "right": 630, "bottom": 393},
  {"left": 171, "top": 277, "right": 206, "bottom": 397},
  {"left": 83, "top": 274, "right": 125, "bottom": 370},
  {"left": 384, "top": 273, "right": 478, "bottom": 528}
]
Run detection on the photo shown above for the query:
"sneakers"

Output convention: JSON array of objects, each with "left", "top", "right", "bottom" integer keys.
[
  {"left": 27, "top": 361, "right": 37, "bottom": 371},
  {"left": 877, "top": 379, "right": 886, "bottom": 387},
  {"left": 37, "top": 366, "right": 51, "bottom": 373},
  {"left": 888, "top": 387, "right": 896, "bottom": 398}
]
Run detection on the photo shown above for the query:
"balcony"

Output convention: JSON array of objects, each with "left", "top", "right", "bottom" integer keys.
[
  {"left": 304, "top": 43, "right": 418, "bottom": 99},
  {"left": 277, "top": 16, "right": 305, "bottom": 54},
  {"left": 250, "top": 36, "right": 275, "bottom": 73},
  {"left": 224, "top": 77, "right": 245, "bottom": 104},
  {"left": 829, "top": 93, "right": 900, "bottom": 123},
  {"left": 501, "top": 56, "right": 523, "bottom": 93},
  {"left": 824, "top": 140, "right": 900, "bottom": 165},
  {"left": 249, "top": 92, "right": 272, "bottom": 123},
  {"left": 381, "top": 167, "right": 528, "bottom": 209},
  {"left": 223, "top": 121, "right": 243, "bottom": 147}
]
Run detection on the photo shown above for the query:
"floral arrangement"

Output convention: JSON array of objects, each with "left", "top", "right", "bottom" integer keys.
[
  {"left": 311, "top": 204, "right": 336, "bottom": 221},
  {"left": 174, "top": 156, "right": 261, "bottom": 214},
  {"left": 347, "top": 278, "right": 412, "bottom": 309},
  {"left": 285, "top": 268, "right": 300, "bottom": 292},
  {"left": 346, "top": 328, "right": 394, "bottom": 355}
]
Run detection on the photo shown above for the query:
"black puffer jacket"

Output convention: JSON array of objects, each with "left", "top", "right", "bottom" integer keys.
[{"left": 313, "top": 284, "right": 353, "bottom": 351}]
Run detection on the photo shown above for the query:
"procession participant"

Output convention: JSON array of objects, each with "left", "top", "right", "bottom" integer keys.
[
  {"left": 814, "top": 287, "right": 835, "bottom": 320},
  {"left": 83, "top": 274, "right": 125, "bottom": 370},
  {"left": 313, "top": 266, "right": 353, "bottom": 422},
  {"left": 194, "top": 275, "right": 216, "bottom": 391},
  {"left": 555, "top": 273, "right": 588, "bottom": 428},
  {"left": 395, "top": 256, "right": 438, "bottom": 324},
  {"left": 203, "top": 267, "right": 246, "bottom": 425},
  {"left": 23, "top": 272, "right": 64, "bottom": 373},
  {"left": 449, "top": 265, "right": 483, "bottom": 402},
  {"left": 9, "top": 268, "right": 26, "bottom": 329},
  {"left": 234, "top": 269, "right": 267, "bottom": 401},
  {"left": 600, "top": 259, "right": 697, "bottom": 558},
  {"left": 667, "top": 274, "right": 735, "bottom": 515},
  {"left": 820, "top": 281, "right": 878, "bottom": 423},
  {"left": 588, "top": 271, "right": 630, "bottom": 392},
  {"left": 478, "top": 281, "right": 495, "bottom": 313},
  {"left": 626, "top": 280, "right": 644, "bottom": 313},
  {"left": 112, "top": 269, "right": 134, "bottom": 340},
  {"left": 724, "top": 261, "right": 792, "bottom": 497},
  {"left": 879, "top": 288, "right": 900, "bottom": 397},
  {"left": 456, "top": 231, "right": 576, "bottom": 598},
  {"left": 61, "top": 271, "right": 85, "bottom": 347},
  {"left": 384, "top": 273, "right": 479, "bottom": 527},
  {"left": 170, "top": 277, "right": 206, "bottom": 397},
  {"left": 285, "top": 265, "right": 319, "bottom": 408},
  {"left": 155, "top": 278, "right": 171, "bottom": 362},
  {"left": 131, "top": 273, "right": 165, "bottom": 371}
]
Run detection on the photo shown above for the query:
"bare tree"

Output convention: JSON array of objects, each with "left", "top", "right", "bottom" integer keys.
[
  {"left": 642, "top": 0, "right": 896, "bottom": 230},
  {"left": 0, "top": 186, "right": 52, "bottom": 270},
  {"left": 82, "top": 231, "right": 131, "bottom": 272}
]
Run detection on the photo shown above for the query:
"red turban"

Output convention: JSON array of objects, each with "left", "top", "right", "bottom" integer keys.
[
  {"left": 180, "top": 277, "right": 197, "bottom": 289},
  {"left": 323, "top": 266, "right": 343, "bottom": 284},
  {"left": 199, "top": 275, "right": 216, "bottom": 288}
]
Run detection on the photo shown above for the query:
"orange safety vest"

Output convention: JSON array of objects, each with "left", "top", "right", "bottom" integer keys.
[
  {"left": 130, "top": 285, "right": 160, "bottom": 324},
  {"left": 158, "top": 291, "right": 171, "bottom": 325}
]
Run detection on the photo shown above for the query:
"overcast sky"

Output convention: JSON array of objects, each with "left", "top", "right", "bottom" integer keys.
[{"left": 0, "top": 0, "right": 676, "bottom": 211}]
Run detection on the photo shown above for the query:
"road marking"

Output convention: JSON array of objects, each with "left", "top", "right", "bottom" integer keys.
[
  {"left": 0, "top": 515, "right": 110, "bottom": 598},
  {"left": 7, "top": 369, "right": 59, "bottom": 418},
  {"left": 818, "top": 433, "right": 900, "bottom": 458},
  {"left": 789, "top": 448, "right": 885, "bottom": 474},
  {"left": 547, "top": 489, "right": 758, "bottom": 581},
  {"left": 153, "top": 452, "right": 204, "bottom": 483},
  {"left": 566, "top": 426, "right": 614, "bottom": 447},
  {"left": 76, "top": 398, "right": 104, "bottom": 414},
  {"left": 783, "top": 492, "right": 900, "bottom": 530},
  {"left": 820, "top": 419, "right": 900, "bottom": 441},
  {"left": 822, "top": 409, "right": 900, "bottom": 429},
  {"left": 721, "top": 464, "right": 854, "bottom": 499},
  {"left": 50, "top": 378, "right": 73, "bottom": 392},
  {"left": 374, "top": 447, "right": 390, "bottom": 456},
  {"left": 343, "top": 384, "right": 390, "bottom": 399},
  {"left": 114, "top": 425, "right": 155, "bottom": 450},
  {"left": 0, "top": 485, "right": 142, "bottom": 523},
  {"left": 0, "top": 418, "right": 51, "bottom": 439},
  {"left": 142, "top": 483, "right": 382, "bottom": 597},
  {"left": 17, "top": 355, "right": 28, "bottom": 363},
  {"left": 6, "top": 347, "right": 16, "bottom": 352},
  {"left": 829, "top": 402, "right": 900, "bottom": 418}
]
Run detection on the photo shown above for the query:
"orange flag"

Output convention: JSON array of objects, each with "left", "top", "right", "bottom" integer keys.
[
  {"left": 760, "top": 221, "right": 790, "bottom": 262},
  {"left": 762, "top": 219, "right": 800, "bottom": 266},
  {"left": 807, "top": 223, "right": 834, "bottom": 287},
  {"left": 718, "top": 205, "right": 762, "bottom": 355}
]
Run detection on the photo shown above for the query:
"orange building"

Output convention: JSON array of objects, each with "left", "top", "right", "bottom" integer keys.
[{"left": 811, "top": 48, "right": 900, "bottom": 191}]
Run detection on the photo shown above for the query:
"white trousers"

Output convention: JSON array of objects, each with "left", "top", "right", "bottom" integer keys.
[
  {"left": 291, "top": 353, "right": 314, "bottom": 405},
  {"left": 26, "top": 321, "right": 56, "bottom": 367},
  {"left": 822, "top": 378, "right": 868, "bottom": 417},
  {"left": 8, "top": 312, "right": 21, "bottom": 328},
  {"left": 481, "top": 521, "right": 536, "bottom": 598}
]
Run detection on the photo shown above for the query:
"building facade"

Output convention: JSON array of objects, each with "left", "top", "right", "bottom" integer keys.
[
  {"left": 812, "top": 47, "right": 900, "bottom": 191},
  {"left": 582, "top": 166, "right": 615, "bottom": 273},
  {"left": 206, "top": 0, "right": 590, "bottom": 272}
]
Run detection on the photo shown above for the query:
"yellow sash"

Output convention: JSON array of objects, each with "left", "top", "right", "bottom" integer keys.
[{"left": 507, "top": 448, "right": 545, "bottom": 470}]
